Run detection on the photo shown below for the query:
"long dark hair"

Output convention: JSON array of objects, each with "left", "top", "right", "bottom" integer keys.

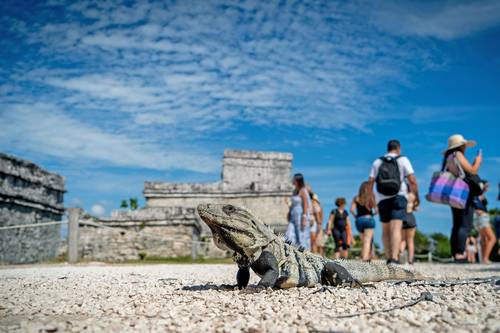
[
  {"left": 356, "top": 181, "right": 376, "bottom": 209},
  {"left": 293, "top": 173, "right": 305, "bottom": 190},
  {"left": 442, "top": 145, "right": 465, "bottom": 170}
]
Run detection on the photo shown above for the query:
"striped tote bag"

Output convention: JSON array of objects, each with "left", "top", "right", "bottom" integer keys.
[{"left": 426, "top": 171, "right": 469, "bottom": 209}]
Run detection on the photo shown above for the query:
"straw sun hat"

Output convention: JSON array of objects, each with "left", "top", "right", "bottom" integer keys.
[{"left": 445, "top": 134, "right": 476, "bottom": 152}]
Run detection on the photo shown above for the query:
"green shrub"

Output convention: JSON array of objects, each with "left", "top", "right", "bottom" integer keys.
[{"left": 430, "top": 232, "right": 451, "bottom": 258}]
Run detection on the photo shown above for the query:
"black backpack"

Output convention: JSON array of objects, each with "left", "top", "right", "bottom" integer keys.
[{"left": 376, "top": 155, "right": 402, "bottom": 196}]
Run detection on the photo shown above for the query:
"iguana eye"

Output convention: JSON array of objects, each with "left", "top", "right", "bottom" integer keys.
[{"left": 223, "top": 205, "right": 236, "bottom": 215}]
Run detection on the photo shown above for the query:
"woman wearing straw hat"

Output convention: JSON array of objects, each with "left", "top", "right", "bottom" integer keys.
[{"left": 443, "top": 134, "right": 482, "bottom": 262}]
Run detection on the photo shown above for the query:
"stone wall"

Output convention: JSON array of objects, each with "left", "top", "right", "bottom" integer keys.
[
  {"left": 0, "top": 153, "right": 65, "bottom": 264},
  {"left": 66, "top": 223, "right": 200, "bottom": 262},
  {"left": 59, "top": 207, "right": 227, "bottom": 262}
]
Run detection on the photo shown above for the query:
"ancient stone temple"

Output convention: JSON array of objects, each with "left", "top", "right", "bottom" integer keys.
[
  {"left": 0, "top": 153, "right": 65, "bottom": 264},
  {"left": 144, "top": 149, "right": 293, "bottom": 232},
  {"left": 75, "top": 149, "right": 293, "bottom": 261}
]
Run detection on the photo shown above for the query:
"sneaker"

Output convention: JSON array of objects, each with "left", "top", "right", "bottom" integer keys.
[
  {"left": 453, "top": 254, "right": 468, "bottom": 264},
  {"left": 386, "top": 259, "right": 401, "bottom": 265}
]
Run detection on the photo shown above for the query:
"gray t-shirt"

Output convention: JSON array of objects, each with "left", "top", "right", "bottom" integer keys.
[{"left": 369, "top": 153, "right": 415, "bottom": 203}]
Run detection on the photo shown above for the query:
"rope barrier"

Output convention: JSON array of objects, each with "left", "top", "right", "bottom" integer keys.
[
  {"left": 0, "top": 219, "right": 213, "bottom": 245},
  {"left": 391, "top": 276, "right": 500, "bottom": 287},
  {"left": 413, "top": 253, "right": 454, "bottom": 263},
  {"left": 0, "top": 221, "right": 68, "bottom": 230},
  {"left": 78, "top": 220, "right": 214, "bottom": 245}
]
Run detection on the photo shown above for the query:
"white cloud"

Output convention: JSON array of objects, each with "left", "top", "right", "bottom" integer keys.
[
  {"left": 1, "top": 0, "right": 463, "bottom": 174},
  {"left": 45, "top": 75, "right": 164, "bottom": 104},
  {"left": 0, "top": 103, "right": 218, "bottom": 172},
  {"left": 2, "top": 0, "right": 430, "bottom": 137},
  {"left": 91, "top": 204, "right": 106, "bottom": 216},
  {"left": 371, "top": 0, "right": 500, "bottom": 40}
]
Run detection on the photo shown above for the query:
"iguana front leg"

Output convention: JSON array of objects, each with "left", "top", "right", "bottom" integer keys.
[
  {"left": 251, "top": 251, "right": 279, "bottom": 288},
  {"left": 236, "top": 267, "right": 250, "bottom": 288}
]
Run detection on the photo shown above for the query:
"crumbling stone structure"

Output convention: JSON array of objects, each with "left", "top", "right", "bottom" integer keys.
[
  {"left": 0, "top": 153, "right": 65, "bottom": 264},
  {"left": 144, "top": 149, "right": 293, "bottom": 232},
  {"left": 70, "top": 207, "right": 205, "bottom": 262}
]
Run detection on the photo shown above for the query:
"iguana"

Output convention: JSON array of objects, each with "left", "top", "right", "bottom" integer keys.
[{"left": 197, "top": 203, "right": 423, "bottom": 289}]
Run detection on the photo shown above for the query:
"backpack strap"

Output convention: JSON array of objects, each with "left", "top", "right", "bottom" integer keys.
[{"left": 379, "top": 155, "right": 402, "bottom": 161}]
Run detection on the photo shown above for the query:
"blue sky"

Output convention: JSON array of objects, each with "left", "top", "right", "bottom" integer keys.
[{"left": 1, "top": 0, "right": 499, "bottom": 241}]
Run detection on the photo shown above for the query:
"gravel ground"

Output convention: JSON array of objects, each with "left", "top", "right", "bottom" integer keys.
[{"left": 1, "top": 263, "right": 499, "bottom": 333}]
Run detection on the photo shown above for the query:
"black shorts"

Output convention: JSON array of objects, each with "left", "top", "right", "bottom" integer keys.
[
  {"left": 403, "top": 212, "right": 416, "bottom": 229},
  {"left": 378, "top": 195, "right": 407, "bottom": 223}
]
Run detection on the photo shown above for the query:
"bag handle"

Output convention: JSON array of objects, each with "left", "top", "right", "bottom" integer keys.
[
  {"left": 453, "top": 153, "right": 466, "bottom": 178},
  {"left": 442, "top": 152, "right": 465, "bottom": 178}
]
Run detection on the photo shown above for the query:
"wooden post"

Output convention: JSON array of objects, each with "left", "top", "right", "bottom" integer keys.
[
  {"left": 191, "top": 232, "right": 199, "bottom": 260},
  {"left": 477, "top": 238, "right": 482, "bottom": 264},
  {"left": 67, "top": 208, "right": 81, "bottom": 264}
]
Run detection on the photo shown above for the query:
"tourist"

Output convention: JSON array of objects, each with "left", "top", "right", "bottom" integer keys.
[
  {"left": 442, "top": 134, "right": 482, "bottom": 262},
  {"left": 400, "top": 190, "right": 417, "bottom": 264},
  {"left": 345, "top": 220, "right": 355, "bottom": 251},
  {"left": 286, "top": 173, "right": 311, "bottom": 250},
  {"left": 350, "top": 181, "right": 377, "bottom": 261},
  {"left": 473, "top": 180, "right": 496, "bottom": 264},
  {"left": 306, "top": 186, "right": 325, "bottom": 254},
  {"left": 466, "top": 235, "right": 478, "bottom": 263},
  {"left": 327, "top": 197, "right": 351, "bottom": 259},
  {"left": 369, "top": 139, "right": 419, "bottom": 264},
  {"left": 497, "top": 183, "right": 500, "bottom": 255},
  {"left": 495, "top": 215, "right": 500, "bottom": 255}
]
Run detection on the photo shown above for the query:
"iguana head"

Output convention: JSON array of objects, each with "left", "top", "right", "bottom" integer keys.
[{"left": 197, "top": 203, "right": 276, "bottom": 260}]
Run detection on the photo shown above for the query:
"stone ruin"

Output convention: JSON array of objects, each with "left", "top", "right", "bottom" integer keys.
[
  {"left": 75, "top": 149, "right": 293, "bottom": 261},
  {"left": 144, "top": 149, "right": 293, "bottom": 232},
  {"left": 0, "top": 153, "right": 65, "bottom": 264}
]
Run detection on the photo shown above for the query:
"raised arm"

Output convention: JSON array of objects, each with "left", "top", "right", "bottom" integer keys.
[{"left": 455, "top": 151, "right": 482, "bottom": 175}]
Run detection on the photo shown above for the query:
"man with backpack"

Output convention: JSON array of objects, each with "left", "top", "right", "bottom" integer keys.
[{"left": 369, "top": 139, "right": 420, "bottom": 264}]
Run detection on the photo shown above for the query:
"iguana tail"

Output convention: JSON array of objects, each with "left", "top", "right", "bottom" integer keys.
[{"left": 332, "top": 259, "right": 425, "bottom": 283}]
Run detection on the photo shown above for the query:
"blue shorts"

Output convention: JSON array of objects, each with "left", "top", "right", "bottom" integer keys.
[
  {"left": 378, "top": 195, "right": 407, "bottom": 223},
  {"left": 355, "top": 216, "right": 375, "bottom": 233},
  {"left": 403, "top": 212, "right": 416, "bottom": 229}
]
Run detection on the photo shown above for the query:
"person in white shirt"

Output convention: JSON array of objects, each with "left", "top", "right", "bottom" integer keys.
[{"left": 368, "top": 140, "right": 419, "bottom": 264}]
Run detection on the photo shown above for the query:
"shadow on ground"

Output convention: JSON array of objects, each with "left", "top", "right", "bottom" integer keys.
[{"left": 181, "top": 283, "right": 238, "bottom": 291}]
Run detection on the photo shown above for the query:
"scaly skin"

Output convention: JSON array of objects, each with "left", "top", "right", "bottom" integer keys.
[{"left": 197, "top": 203, "right": 422, "bottom": 289}]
